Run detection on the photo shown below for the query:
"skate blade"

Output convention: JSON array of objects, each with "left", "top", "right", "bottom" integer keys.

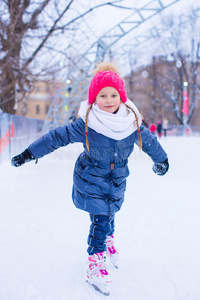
[
  {"left": 111, "top": 261, "right": 118, "bottom": 269},
  {"left": 86, "top": 280, "right": 110, "bottom": 296},
  {"left": 107, "top": 258, "right": 119, "bottom": 269},
  {"left": 106, "top": 252, "right": 119, "bottom": 269}
]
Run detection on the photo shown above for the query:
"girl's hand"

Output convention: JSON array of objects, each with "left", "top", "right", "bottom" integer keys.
[
  {"left": 11, "top": 149, "right": 35, "bottom": 167},
  {"left": 152, "top": 159, "right": 169, "bottom": 176}
]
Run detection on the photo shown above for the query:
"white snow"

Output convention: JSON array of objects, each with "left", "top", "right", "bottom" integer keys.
[{"left": 0, "top": 136, "right": 200, "bottom": 300}]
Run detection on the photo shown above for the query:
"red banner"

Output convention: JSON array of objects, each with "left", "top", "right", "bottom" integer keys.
[
  {"left": 0, "top": 122, "right": 14, "bottom": 154},
  {"left": 182, "top": 91, "right": 189, "bottom": 116}
]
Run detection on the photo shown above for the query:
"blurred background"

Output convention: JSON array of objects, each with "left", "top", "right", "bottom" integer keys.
[{"left": 0, "top": 0, "right": 200, "bottom": 161}]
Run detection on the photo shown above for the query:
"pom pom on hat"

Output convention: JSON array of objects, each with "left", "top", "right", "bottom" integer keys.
[{"left": 88, "top": 70, "right": 127, "bottom": 104}]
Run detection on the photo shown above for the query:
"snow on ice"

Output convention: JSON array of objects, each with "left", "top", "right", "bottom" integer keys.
[{"left": 0, "top": 136, "right": 200, "bottom": 300}]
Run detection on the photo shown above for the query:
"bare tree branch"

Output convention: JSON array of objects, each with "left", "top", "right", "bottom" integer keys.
[
  {"left": 22, "top": 1, "right": 125, "bottom": 70},
  {"left": 25, "top": 0, "right": 51, "bottom": 30},
  {"left": 1, "top": 0, "right": 127, "bottom": 114},
  {"left": 22, "top": 0, "right": 74, "bottom": 69}
]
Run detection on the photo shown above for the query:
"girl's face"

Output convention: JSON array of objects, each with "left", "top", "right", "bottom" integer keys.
[{"left": 95, "top": 87, "right": 121, "bottom": 113}]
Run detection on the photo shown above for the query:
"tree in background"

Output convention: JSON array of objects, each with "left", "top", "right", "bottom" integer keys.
[
  {"left": 152, "top": 8, "right": 200, "bottom": 126},
  {"left": 125, "top": 7, "right": 200, "bottom": 126},
  {"left": 0, "top": 0, "right": 124, "bottom": 114}
]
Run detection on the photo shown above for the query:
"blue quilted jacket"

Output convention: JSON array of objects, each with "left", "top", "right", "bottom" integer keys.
[{"left": 28, "top": 118, "right": 167, "bottom": 216}]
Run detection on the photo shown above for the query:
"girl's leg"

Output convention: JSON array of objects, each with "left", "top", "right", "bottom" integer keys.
[
  {"left": 108, "top": 214, "right": 115, "bottom": 236},
  {"left": 87, "top": 214, "right": 113, "bottom": 255},
  {"left": 86, "top": 214, "right": 112, "bottom": 294}
]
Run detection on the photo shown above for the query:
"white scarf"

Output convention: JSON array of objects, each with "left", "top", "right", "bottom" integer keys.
[{"left": 78, "top": 99, "right": 142, "bottom": 140}]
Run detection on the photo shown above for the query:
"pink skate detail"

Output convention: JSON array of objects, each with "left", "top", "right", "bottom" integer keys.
[
  {"left": 107, "top": 245, "right": 116, "bottom": 255},
  {"left": 106, "top": 236, "right": 117, "bottom": 254},
  {"left": 88, "top": 252, "right": 104, "bottom": 263},
  {"left": 88, "top": 257, "right": 97, "bottom": 263},
  {"left": 96, "top": 252, "right": 104, "bottom": 259},
  {"left": 100, "top": 269, "right": 108, "bottom": 276},
  {"left": 106, "top": 235, "right": 119, "bottom": 268}
]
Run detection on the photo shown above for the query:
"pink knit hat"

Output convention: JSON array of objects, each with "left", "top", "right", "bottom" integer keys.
[{"left": 88, "top": 70, "right": 127, "bottom": 104}]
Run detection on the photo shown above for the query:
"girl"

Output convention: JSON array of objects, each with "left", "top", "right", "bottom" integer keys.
[{"left": 11, "top": 62, "right": 169, "bottom": 296}]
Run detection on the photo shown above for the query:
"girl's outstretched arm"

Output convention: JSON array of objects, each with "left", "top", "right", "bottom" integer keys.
[{"left": 11, "top": 118, "right": 85, "bottom": 167}]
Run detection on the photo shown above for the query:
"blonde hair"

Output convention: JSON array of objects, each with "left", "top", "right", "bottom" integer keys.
[
  {"left": 85, "top": 104, "right": 93, "bottom": 152},
  {"left": 85, "top": 62, "right": 142, "bottom": 151},
  {"left": 124, "top": 103, "right": 142, "bottom": 149}
]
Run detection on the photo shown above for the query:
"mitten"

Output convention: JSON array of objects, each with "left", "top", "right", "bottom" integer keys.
[
  {"left": 11, "top": 149, "right": 35, "bottom": 167},
  {"left": 152, "top": 158, "right": 169, "bottom": 176}
]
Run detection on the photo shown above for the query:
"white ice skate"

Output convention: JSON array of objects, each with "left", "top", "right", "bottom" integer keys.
[
  {"left": 106, "top": 235, "right": 119, "bottom": 268},
  {"left": 86, "top": 252, "right": 112, "bottom": 296}
]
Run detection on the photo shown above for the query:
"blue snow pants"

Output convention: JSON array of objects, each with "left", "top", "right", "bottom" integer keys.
[{"left": 87, "top": 214, "right": 115, "bottom": 255}]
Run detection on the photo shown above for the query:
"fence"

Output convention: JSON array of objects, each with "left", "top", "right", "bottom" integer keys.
[
  {"left": 164, "top": 125, "right": 200, "bottom": 137},
  {"left": 0, "top": 113, "right": 44, "bottom": 163}
]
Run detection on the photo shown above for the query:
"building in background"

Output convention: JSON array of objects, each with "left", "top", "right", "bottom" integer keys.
[
  {"left": 16, "top": 80, "right": 54, "bottom": 120},
  {"left": 124, "top": 58, "right": 200, "bottom": 127}
]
